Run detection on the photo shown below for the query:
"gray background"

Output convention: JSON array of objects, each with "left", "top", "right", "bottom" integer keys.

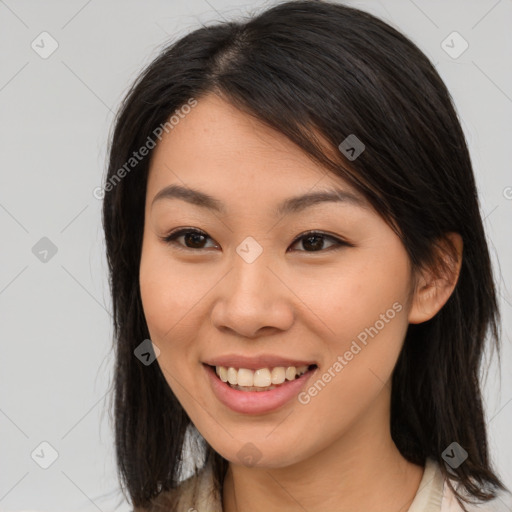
[{"left": 0, "top": 0, "right": 511, "bottom": 510}]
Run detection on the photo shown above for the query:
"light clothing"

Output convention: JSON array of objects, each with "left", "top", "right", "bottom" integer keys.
[{"left": 160, "top": 457, "right": 512, "bottom": 511}]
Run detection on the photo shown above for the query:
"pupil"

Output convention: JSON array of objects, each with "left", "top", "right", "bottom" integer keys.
[
  {"left": 304, "top": 235, "right": 323, "bottom": 251},
  {"left": 186, "top": 232, "right": 205, "bottom": 248}
]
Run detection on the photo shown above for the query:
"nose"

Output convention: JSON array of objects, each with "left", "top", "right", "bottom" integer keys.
[{"left": 210, "top": 250, "right": 295, "bottom": 338}]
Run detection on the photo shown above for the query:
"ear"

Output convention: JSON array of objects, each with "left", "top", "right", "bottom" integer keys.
[{"left": 408, "top": 232, "right": 463, "bottom": 324}]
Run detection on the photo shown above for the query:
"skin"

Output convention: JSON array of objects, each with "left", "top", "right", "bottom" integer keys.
[{"left": 139, "top": 92, "right": 463, "bottom": 512}]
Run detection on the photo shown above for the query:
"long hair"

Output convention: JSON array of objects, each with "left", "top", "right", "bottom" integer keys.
[{"left": 102, "top": 1, "right": 508, "bottom": 510}]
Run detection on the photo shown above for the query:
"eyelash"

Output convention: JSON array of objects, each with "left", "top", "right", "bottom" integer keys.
[{"left": 161, "top": 228, "right": 351, "bottom": 253}]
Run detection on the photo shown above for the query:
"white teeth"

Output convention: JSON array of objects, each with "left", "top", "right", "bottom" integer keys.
[
  {"left": 285, "top": 366, "right": 297, "bottom": 381},
  {"left": 213, "top": 364, "right": 311, "bottom": 388},
  {"left": 253, "top": 368, "right": 272, "bottom": 387},
  {"left": 271, "top": 367, "right": 286, "bottom": 385},
  {"left": 237, "top": 368, "right": 253, "bottom": 387},
  {"left": 227, "top": 367, "right": 237, "bottom": 385},
  {"left": 219, "top": 367, "right": 228, "bottom": 382}
]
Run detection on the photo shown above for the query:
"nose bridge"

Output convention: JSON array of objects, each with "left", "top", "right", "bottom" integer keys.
[
  {"left": 211, "top": 237, "right": 293, "bottom": 336},
  {"left": 230, "top": 237, "right": 275, "bottom": 302}
]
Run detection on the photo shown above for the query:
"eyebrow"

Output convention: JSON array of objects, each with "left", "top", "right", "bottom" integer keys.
[{"left": 151, "top": 183, "right": 368, "bottom": 216}]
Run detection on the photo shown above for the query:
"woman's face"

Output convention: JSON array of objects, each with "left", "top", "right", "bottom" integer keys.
[{"left": 139, "top": 92, "right": 418, "bottom": 468}]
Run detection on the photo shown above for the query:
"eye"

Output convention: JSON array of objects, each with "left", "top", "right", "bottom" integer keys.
[
  {"left": 288, "top": 230, "right": 348, "bottom": 252},
  {"left": 161, "top": 228, "right": 350, "bottom": 253},
  {"left": 162, "top": 228, "right": 217, "bottom": 251}
]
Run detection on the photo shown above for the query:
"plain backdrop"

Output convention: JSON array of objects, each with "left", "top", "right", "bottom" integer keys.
[{"left": 0, "top": 0, "right": 511, "bottom": 510}]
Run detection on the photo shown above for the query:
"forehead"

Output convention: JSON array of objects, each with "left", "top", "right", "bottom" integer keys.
[{"left": 146, "top": 93, "right": 367, "bottom": 211}]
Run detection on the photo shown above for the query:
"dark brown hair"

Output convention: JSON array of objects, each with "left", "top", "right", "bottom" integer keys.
[{"left": 102, "top": 1, "right": 508, "bottom": 510}]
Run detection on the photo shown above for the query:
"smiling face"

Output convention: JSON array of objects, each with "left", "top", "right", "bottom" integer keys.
[{"left": 139, "top": 92, "right": 419, "bottom": 468}]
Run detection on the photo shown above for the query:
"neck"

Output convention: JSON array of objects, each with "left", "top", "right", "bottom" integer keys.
[{"left": 221, "top": 388, "right": 424, "bottom": 512}]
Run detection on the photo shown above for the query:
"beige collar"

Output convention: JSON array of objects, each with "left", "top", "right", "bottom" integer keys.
[
  {"left": 408, "top": 457, "right": 445, "bottom": 512},
  {"left": 170, "top": 456, "right": 511, "bottom": 512}
]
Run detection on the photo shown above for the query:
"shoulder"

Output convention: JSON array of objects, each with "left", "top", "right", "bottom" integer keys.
[{"left": 137, "top": 460, "right": 222, "bottom": 512}]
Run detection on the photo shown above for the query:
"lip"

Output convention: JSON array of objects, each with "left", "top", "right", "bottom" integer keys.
[
  {"left": 203, "top": 354, "right": 317, "bottom": 371},
  {"left": 203, "top": 363, "right": 318, "bottom": 415}
]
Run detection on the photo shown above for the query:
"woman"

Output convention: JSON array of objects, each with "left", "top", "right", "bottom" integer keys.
[{"left": 102, "top": 1, "right": 512, "bottom": 510}]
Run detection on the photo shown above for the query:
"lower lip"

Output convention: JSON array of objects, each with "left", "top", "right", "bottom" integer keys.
[{"left": 203, "top": 363, "right": 318, "bottom": 415}]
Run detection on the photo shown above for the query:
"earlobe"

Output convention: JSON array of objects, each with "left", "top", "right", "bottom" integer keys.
[{"left": 408, "top": 232, "right": 463, "bottom": 325}]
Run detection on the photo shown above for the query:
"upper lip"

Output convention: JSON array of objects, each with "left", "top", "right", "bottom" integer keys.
[{"left": 203, "top": 354, "right": 317, "bottom": 370}]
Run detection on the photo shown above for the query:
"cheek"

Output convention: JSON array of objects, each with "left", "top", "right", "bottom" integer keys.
[
  {"left": 139, "top": 244, "right": 201, "bottom": 402},
  {"left": 303, "top": 254, "right": 409, "bottom": 342},
  {"left": 301, "top": 248, "right": 411, "bottom": 409},
  {"left": 139, "top": 242, "right": 201, "bottom": 340}
]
